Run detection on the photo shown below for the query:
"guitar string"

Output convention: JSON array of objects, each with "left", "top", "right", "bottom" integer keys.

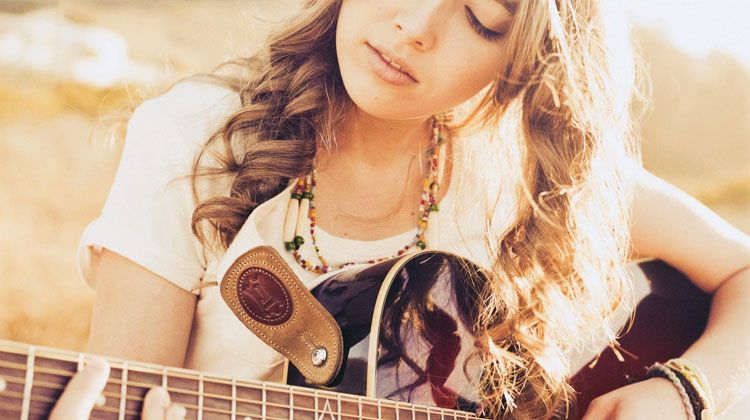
[
  {"left": 0, "top": 390, "right": 462, "bottom": 420},
  {"left": 0, "top": 354, "right": 474, "bottom": 416},
  {"left": 0, "top": 367, "right": 471, "bottom": 420}
]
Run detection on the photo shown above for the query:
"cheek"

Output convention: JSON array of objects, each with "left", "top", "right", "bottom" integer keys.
[{"left": 427, "top": 44, "right": 502, "bottom": 108}]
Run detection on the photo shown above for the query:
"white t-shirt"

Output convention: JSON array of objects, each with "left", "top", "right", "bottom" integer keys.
[{"left": 76, "top": 80, "right": 527, "bottom": 382}]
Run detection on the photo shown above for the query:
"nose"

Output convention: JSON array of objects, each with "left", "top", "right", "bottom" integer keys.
[{"left": 392, "top": 1, "right": 445, "bottom": 51}]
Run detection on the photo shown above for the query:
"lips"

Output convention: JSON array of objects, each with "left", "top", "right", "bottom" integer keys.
[{"left": 367, "top": 44, "right": 418, "bottom": 83}]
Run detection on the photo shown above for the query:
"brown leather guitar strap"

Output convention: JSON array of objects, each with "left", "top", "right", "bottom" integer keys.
[{"left": 219, "top": 245, "right": 344, "bottom": 386}]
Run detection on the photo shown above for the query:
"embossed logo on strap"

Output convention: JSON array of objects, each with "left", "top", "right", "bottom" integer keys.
[{"left": 237, "top": 267, "right": 293, "bottom": 326}]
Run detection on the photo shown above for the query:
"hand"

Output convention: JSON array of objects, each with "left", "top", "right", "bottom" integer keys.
[
  {"left": 581, "top": 377, "right": 690, "bottom": 420},
  {"left": 49, "top": 357, "right": 187, "bottom": 420}
]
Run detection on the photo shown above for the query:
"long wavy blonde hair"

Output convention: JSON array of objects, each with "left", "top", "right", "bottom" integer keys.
[{"left": 111, "top": 0, "right": 643, "bottom": 418}]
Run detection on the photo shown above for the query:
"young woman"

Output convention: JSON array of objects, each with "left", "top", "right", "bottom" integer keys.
[{"left": 55, "top": 0, "right": 750, "bottom": 419}]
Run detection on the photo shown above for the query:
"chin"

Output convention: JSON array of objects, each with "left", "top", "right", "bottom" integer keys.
[
  {"left": 341, "top": 78, "right": 430, "bottom": 121},
  {"left": 352, "top": 99, "right": 428, "bottom": 120}
]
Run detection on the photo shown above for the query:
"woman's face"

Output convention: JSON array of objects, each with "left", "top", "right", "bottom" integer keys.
[{"left": 336, "top": 0, "right": 515, "bottom": 120}]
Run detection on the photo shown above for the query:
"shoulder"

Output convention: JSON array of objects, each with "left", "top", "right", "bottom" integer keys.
[
  {"left": 134, "top": 79, "right": 242, "bottom": 137},
  {"left": 122, "top": 80, "right": 242, "bottom": 170}
]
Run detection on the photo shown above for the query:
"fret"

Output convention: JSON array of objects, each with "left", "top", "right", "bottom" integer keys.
[
  {"left": 231, "top": 378, "right": 237, "bottom": 420},
  {"left": 118, "top": 361, "right": 128, "bottom": 420},
  {"left": 358, "top": 396, "right": 363, "bottom": 420},
  {"left": 337, "top": 393, "right": 342, "bottom": 420},
  {"left": 262, "top": 382, "right": 267, "bottom": 420},
  {"left": 162, "top": 367, "right": 168, "bottom": 388},
  {"left": 411, "top": 402, "right": 416, "bottom": 420},
  {"left": 197, "top": 372, "right": 204, "bottom": 420},
  {"left": 288, "top": 386, "right": 293, "bottom": 420},
  {"left": 21, "top": 346, "right": 35, "bottom": 420},
  {"left": 377, "top": 399, "right": 382, "bottom": 420},
  {"left": 314, "top": 389, "right": 319, "bottom": 419},
  {"left": 77, "top": 352, "right": 85, "bottom": 372},
  {"left": 395, "top": 402, "right": 401, "bottom": 420}
]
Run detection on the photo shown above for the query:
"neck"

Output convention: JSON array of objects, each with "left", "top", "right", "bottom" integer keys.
[
  {"left": 323, "top": 109, "right": 433, "bottom": 170},
  {"left": 0, "top": 339, "right": 481, "bottom": 419}
]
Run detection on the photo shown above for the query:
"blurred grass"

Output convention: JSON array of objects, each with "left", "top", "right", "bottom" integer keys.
[{"left": 0, "top": 0, "right": 299, "bottom": 352}]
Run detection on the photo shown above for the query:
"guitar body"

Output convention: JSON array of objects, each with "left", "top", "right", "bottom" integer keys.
[{"left": 286, "top": 251, "right": 487, "bottom": 415}]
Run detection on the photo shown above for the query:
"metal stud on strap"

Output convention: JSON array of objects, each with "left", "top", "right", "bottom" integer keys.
[{"left": 311, "top": 347, "right": 328, "bottom": 367}]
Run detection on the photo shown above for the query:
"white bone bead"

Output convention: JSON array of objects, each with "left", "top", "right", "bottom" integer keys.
[
  {"left": 296, "top": 198, "right": 310, "bottom": 237},
  {"left": 283, "top": 198, "right": 299, "bottom": 242}
]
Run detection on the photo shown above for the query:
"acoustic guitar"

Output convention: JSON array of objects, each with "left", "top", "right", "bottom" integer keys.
[{"left": 0, "top": 251, "right": 710, "bottom": 419}]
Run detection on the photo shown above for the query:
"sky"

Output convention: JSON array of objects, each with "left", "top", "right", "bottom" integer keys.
[{"left": 623, "top": 0, "right": 750, "bottom": 67}]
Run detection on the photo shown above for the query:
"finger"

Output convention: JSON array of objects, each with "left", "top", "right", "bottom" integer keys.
[
  {"left": 49, "top": 357, "right": 110, "bottom": 420},
  {"left": 165, "top": 403, "right": 187, "bottom": 420},
  {"left": 142, "top": 387, "right": 171, "bottom": 420}
]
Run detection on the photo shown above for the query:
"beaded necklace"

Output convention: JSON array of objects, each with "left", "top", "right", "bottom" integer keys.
[{"left": 282, "top": 115, "right": 449, "bottom": 274}]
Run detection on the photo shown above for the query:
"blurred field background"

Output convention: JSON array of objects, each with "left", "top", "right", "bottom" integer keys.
[{"left": 0, "top": 0, "right": 748, "bottom": 415}]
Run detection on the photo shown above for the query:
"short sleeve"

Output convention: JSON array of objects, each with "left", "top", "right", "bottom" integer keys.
[{"left": 77, "top": 81, "right": 241, "bottom": 294}]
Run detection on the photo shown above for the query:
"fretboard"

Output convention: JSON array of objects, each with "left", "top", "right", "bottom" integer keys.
[{"left": 0, "top": 339, "right": 482, "bottom": 419}]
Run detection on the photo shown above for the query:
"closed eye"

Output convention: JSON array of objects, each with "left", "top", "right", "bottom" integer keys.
[{"left": 464, "top": 5, "right": 505, "bottom": 42}]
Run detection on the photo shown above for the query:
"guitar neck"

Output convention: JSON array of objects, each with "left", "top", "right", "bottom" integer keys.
[{"left": 0, "top": 339, "right": 480, "bottom": 419}]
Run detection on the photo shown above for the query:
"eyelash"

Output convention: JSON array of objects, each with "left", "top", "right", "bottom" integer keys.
[{"left": 464, "top": 5, "right": 504, "bottom": 42}]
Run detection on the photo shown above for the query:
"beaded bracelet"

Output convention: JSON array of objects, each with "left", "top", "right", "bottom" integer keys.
[{"left": 645, "top": 363, "right": 697, "bottom": 420}]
